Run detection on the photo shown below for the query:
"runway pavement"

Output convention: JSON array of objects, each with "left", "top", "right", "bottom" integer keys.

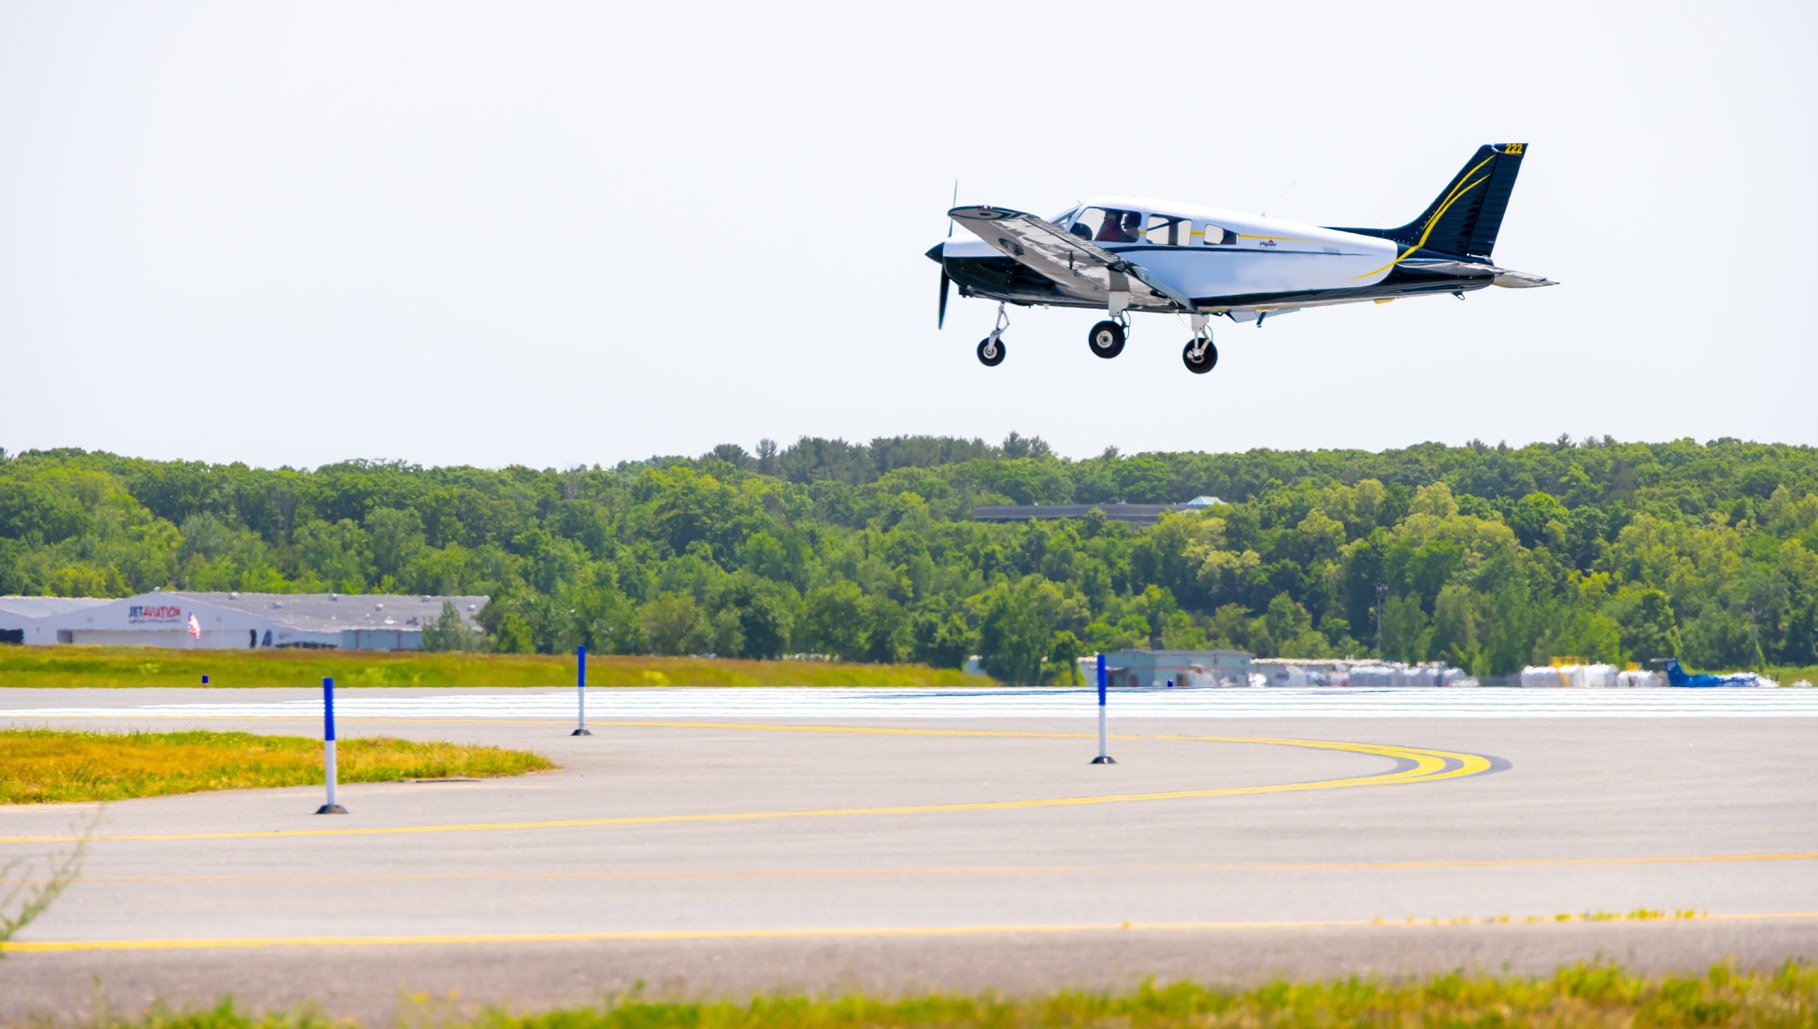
[
  {"left": 9, "top": 683, "right": 1817, "bottom": 719},
  {"left": 2, "top": 686, "right": 1815, "bottom": 1023}
]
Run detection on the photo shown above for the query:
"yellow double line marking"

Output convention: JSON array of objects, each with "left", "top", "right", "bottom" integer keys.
[
  {"left": 9, "top": 912, "right": 1818, "bottom": 954},
  {"left": 0, "top": 722, "right": 1491, "bottom": 845}
]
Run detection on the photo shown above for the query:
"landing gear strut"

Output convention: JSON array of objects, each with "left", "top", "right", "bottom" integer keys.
[
  {"left": 1182, "top": 314, "right": 1218, "bottom": 375},
  {"left": 976, "top": 303, "right": 1009, "bottom": 367},
  {"left": 1087, "top": 316, "right": 1127, "bottom": 359}
]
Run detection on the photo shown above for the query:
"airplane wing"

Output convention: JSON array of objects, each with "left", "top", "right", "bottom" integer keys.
[{"left": 947, "top": 206, "right": 1196, "bottom": 311}]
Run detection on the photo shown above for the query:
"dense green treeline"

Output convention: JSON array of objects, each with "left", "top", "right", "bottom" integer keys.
[{"left": 2, "top": 435, "right": 1815, "bottom": 683}]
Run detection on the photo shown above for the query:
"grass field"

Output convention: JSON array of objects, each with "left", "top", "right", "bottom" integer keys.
[
  {"left": 0, "top": 729, "right": 553, "bottom": 804},
  {"left": 54, "top": 963, "right": 1818, "bottom": 1028},
  {"left": 0, "top": 647, "right": 985, "bottom": 689},
  {"left": 1773, "top": 665, "right": 1818, "bottom": 686}
]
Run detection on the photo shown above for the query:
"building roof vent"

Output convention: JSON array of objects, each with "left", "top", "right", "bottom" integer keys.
[
  {"left": 271, "top": 601, "right": 283, "bottom": 609},
  {"left": 374, "top": 603, "right": 384, "bottom": 611},
  {"left": 330, "top": 594, "right": 339, "bottom": 602},
  {"left": 420, "top": 595, "right": 431, "bottom": 602},
  {"left": 229, "top": 592, "right": 239, "bottom": 599}
]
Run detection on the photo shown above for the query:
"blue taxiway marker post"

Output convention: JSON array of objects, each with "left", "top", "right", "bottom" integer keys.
[
  {"left": 1090, "top": 652, "right": 1116, "bottom": 764},
  {"left": 316, "top": 676, "right": 347, "bottom": 814},
  {"left": 572, "top": 645, "right": 592, "bottom": 736}
]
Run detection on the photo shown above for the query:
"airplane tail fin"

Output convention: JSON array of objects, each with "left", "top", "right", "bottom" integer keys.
[{"left": 1343, "top": 144, "right": 1528, "bottom": 259}]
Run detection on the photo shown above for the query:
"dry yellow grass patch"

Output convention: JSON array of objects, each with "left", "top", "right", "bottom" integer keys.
[{"left": 0, "top": 729, "right": 554, "bottom": 804}]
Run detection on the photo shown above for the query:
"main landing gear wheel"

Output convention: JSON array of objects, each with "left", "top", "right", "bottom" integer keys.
[
  {"left": 1182, "top": 338, "right": 1218, "bottom": 374},
  {"left": 976, "top": 302, "right": 1010, "bottom": 367},
  {"left": 1087, "top": 320, "right": 1126, "bottom": 359}
]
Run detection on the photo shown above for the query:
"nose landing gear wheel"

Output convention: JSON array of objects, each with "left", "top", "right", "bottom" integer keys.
[
  {"left": 1182, "top": 339, "right": 1218, "bottom": 374},
  {"left": 977, "top": 336, "right": 1006, "bottom": 367},
  {"left": 1087, "top": 320, "right": 1126, "bottom": 359}
]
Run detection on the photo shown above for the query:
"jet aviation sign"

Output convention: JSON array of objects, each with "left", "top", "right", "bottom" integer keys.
[{"left": 127, "top": 604, "right": 184, "bottom": 623}]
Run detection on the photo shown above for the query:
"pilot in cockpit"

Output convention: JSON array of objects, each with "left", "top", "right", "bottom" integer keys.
[{"left": 1094, "top": 209, "right": 1137, "bottom": 243}]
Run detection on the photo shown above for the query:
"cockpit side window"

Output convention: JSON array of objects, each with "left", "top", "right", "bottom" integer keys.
[
  {"left": 1074, "top": 207, "right": 1139, "bottom": 243},
  {"left": 1145, "top": 214, "right": 1189, "bottom": 246}
]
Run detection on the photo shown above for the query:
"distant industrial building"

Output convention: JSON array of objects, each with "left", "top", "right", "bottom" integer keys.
[
  {"left": 1250, "top": 657, "right": 1476, "bottom": 688},
  {"left": 974, "top": 497, "right": 1225, "bottom": 526},
  {"left": 0, "top": 591, "right": 488, "bottom": 651},
  {"left": 1095, "top": 648, "right": 1253, "bottom": 688}
]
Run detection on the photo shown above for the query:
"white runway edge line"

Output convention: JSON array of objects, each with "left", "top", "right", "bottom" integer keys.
[{"left": 7, "top": 687, "right": 1818, "bottom": 721}]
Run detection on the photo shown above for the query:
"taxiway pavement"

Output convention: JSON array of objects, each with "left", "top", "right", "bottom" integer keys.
[{"left": 1, "top": 686, "right": 1814, "bottom": 1023}]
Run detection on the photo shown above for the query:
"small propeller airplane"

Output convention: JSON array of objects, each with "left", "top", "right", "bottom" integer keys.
[
  {"left": 926, "top": 143, "right": 1555, "bottom": 374},
  {"left": 1663, "top": 658, "right": 1775, "bottom": 689}
]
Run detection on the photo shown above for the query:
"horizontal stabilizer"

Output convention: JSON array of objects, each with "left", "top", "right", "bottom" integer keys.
[
  {"left": 1491, "top": 268, "right": 1557, "bottom": 289},
  {"left": 1396, "top": 256, "right": 1558, "bottom": 288}
]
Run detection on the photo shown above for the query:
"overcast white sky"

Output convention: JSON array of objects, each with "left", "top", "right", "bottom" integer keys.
[{"left": 2, "top": 2, "right": 1813, "bottom": 469}]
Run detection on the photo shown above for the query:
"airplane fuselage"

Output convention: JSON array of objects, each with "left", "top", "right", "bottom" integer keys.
[
  {"left": 928, "top": 145, "right": 1550, "bottom": 373},
  {"left": 934, "top": 195, "right": 1498, "bottom": 319}
]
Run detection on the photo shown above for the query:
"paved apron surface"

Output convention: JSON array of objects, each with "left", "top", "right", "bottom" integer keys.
[{"left": 2, "top": 687, "right": 1814, "bottom": 1022}]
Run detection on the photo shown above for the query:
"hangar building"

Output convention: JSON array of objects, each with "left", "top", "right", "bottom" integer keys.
[
  {"left": 0, "top": 596, "right": 112, "bottom": 645},
  {"left": 974, "top": 496, "right": 1227, "bottom": 527},
  {"left": 0, "top": 591, "right": 489, "bottom": 651}
]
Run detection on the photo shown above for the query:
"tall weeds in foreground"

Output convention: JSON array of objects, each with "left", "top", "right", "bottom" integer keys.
[
  {"left": 53, "top": 962, "right": 1818, "bottom": 1027},
  {"left": 0, "top": 806, "right": 98, "bottom": 952}
]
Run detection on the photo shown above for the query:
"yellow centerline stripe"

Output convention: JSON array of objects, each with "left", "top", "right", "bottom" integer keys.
[
  {"left": 0, "top": 725, "right": 1491, "bottom": 844},
  {"left": 40, "top": 851, "right": 1818, "bottom": 886},
  {"left": 10, "top": 912, "right": 1818, "bottom": 953}
]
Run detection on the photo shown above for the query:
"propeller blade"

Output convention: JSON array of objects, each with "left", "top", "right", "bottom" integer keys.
[
  {"left": 948, "top": 179, "right": 958, "bottom": 238},
  {"left": 938, "top": 270, "right": 951, "bottom": 330}
]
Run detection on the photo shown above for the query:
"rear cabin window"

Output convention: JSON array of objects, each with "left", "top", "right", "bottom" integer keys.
[
  {"left": 1144, "top": 215, "right": 1189, "bottom": 246},
  {"left": 1199, "top": 223, "right": 1237, "bottom": 245}
]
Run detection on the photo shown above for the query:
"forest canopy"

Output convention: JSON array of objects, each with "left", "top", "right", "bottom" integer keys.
[{"left": 1, "top": 435, "right": 1814, "bottom": 685}]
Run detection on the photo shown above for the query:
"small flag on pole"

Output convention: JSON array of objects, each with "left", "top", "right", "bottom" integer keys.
[{"left": 187, "top": 613, "right": 201, "bottom": 640}]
